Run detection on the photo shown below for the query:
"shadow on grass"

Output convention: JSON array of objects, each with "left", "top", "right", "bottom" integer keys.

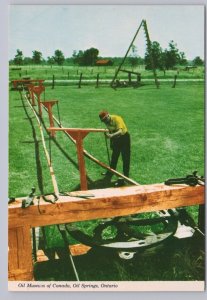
[
  {"left": 20, "top": 92, "right": 95, "bottom": 190},
  {"left": 34, "top": 233, "right": 205, "bottom": 281},
  {"left": 20, "top": 91, "right": 45, "bottom": 195}
]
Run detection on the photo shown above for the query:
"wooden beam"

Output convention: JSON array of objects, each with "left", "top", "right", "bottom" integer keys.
[
  {"left": 8, "top": 183, "right": 204, "bottom": 281},
  {"left": 48, "top": 127, "right": 108, "bottom": 133},
  {"left": 120, "top": 69, "right": 141, "bottom": 75},
  {"left": 9, "top": 184, "right": 204, "bottom": 228},
  {"left": 8, "top": 226, "right": 33, "bottom": 281}
]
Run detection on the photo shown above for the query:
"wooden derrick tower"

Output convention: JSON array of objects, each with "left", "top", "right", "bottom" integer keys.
[{"left": 111, "top": 19, "right": 160, "bottom": 89}]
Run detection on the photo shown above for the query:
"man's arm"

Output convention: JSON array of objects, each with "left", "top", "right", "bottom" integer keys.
[{"left": 106, "top": 129, "right": 122, "bottom": 139}]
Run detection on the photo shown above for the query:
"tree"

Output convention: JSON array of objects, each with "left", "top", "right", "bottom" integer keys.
[
  {"left": 24, "top": 57, "right": 33, "bottom": 65},
  {"left": 72, "top": 50, "right": 84, "bottom": 65},
  {"left": 53, "top": 50, "right": 65, "bottom": 65},
  {"left": 192, "top": 56, "right": 204, "bottom": 66},
  {"left": 81, "top": 48, "right": 99, "bottom": 66},
  {"left": 13, "top": 49, "right": 23, "bottom": 65},
  {"left": 179, "top": 52, "right": 188, "bottom": 66},
  {"left": 72, "top": 48, "right": 99, "bottom": 66},
  {"left": 129, "top": 45, "right": 139, "bottom": 69},
  {"left": 32, "top": 50, "right": 42, "bottom": 64},
  {"left": 47, "top": 56, "right": 55, "bottom": 66},
  {"left": 144, "top": 41, "right": 163, "bottom": 70},
  {"left": 163, "top": 40, "right": 180, "bottom": 69}
]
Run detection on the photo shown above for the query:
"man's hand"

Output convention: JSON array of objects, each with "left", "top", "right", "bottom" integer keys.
[{"left": 105, "top": 132, "right": 113, "bottom": 139}]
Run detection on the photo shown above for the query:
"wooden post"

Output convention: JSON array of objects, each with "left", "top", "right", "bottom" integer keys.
[
  {"left": 27, "top": 84, "right": 36, "bottom": 106},
  {"left": 47, "top": 128, "right": 108, "bottom": 190},
  {"left": 8, "top": 226, "right": 33, "bottom": 281},
  {"left": 52, "top": 75, "right": 55, "bottom": 89},
  {"left": 68, "top": 71, "right": 69, "bottom": 79},
  {"left": 96, "top": 73, "right": 99, "bottom": 88},
  {"left": 128, "top": 72, "right": 132, "bottom": 85},
  {"left": 41, "top": 101, "right": 58, "bottom": 137},
  {"left": 172, "top": 75, "right": 177, "bottom": 88},
  {"left": 137, "top": 74, "right": 141, "bottom": 85},
  {"left": 32, "top": 85, "right": 45, "bottom": 117},
  {"left": 78, "top": 73, "right": 83, "bottom": 88}
]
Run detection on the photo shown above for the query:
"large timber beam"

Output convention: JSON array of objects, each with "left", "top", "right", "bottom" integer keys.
[
  {"left": 9, "top": 184, "right": 204, "bottom": 228},
  {"left": 8, "top": 183, "right": 204, "bottom": 281}
]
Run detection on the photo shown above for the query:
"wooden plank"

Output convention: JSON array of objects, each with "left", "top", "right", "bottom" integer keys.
[
  {"left": 37, "top": 244, "right": 91, "bottom": 262},
  {"left": 8, "top": 228, "right": 18, "bottom": 271},
  {"left": 8, "top": 226, "right": 33, "bottom": 281},
  {"left": 9, "top": 184, "right": 204, "bottom": 228},
  {"left": 48, "top": 127, "right": 108, "bottom": 133},
  {"left": 120, "top": 69, "right": 141, "bottom": 75}
]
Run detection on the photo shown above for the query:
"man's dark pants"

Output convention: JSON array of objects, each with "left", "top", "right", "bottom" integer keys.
[{"left": 108, "top": 132, "right": 131, "bottom": 178}]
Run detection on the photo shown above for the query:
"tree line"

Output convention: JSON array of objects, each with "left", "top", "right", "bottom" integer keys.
[{"left": 10, "top": 40, "right": 204, "bottom": 69}]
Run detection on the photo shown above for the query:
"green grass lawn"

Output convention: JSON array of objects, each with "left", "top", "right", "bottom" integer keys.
[
  {"left": 9, "top": 64, "right": 205, "bottom": 83},
  {"left": 9, "top": 82, "right": 204, "bottom": 196},
  {"left": 9, "top": 79, "right": 205, "bottom": 281}
]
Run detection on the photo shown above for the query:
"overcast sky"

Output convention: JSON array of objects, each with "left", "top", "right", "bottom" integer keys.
[{"left": 9, "top": 5, "right": 204, "bottom": 60}]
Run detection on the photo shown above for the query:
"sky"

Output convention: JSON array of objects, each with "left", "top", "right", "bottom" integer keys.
[{"left": 9, "top": 5, "right": 205, "bottom": 61}]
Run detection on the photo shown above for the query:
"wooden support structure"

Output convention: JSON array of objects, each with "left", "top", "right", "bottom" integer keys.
[
  {"left": 47, "top": 127, "right": 108, "bottom": 190},
  {"left": 32, "top": 85, "right": 45, "bottom": 116},
  {"left": 27, "top": 84, "right": 36, "bottom": 106},
  {"left": 12, "top": 79, "right": 45, "bottom": 90},
  {"left": 8, "top": 183, "right": 204, "bottom": 281},
  {"left": 41, "top": 101, "right": 58, "bottom": 136}
]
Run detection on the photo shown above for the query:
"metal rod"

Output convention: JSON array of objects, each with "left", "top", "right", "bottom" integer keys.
[{"left": 104, "top": 133, "right": 111, "bottom": 165}]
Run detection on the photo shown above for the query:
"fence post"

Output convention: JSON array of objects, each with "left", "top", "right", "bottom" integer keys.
[
  {"left": 128, "top": 72, "right": 131, "bottom": 85},
  {"left": 96, "top": 73, "right": 99, "bottom": 88},
  {"left": 52, "top": 74, "right": 55, "bottom": 89},
  {"left": 78, "top": 73, "right": 83, "bottom": 88},
  {"left": 137, "top": 74, "right": 141, "bottom": 86},
  {"left": 172, "top": 75, "right": 177, "bottom": 88}
]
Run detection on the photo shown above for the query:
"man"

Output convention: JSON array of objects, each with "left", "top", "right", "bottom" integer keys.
[{"left": 99, "top": 110, "right": 131, "bottom": 178}]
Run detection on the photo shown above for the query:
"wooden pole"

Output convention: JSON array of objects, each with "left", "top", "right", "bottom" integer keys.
[
  {"left": 52, "top": 75, "right": 55, "bottom": 89},
  {"left": 78, "top": 73, "right": 83, "bottom": 88},
  {"left": 110, "top": 20, "right": 144, "bottom": 87},
  {"left": 96, "top": 73, "right": 99, "bottom": 88},
  {"left": 172, "top": 75, "right": 177, "bottom": 88},
  {"left": 8, "top": 226, "right": 33, "bottom": 280},
  {"left": 128, "top": 72, "right": 132, "bottom": 84}
]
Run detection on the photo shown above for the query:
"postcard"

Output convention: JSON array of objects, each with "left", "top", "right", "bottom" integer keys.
[{"left": 8, "top": 4, "right": 205, "bottom": 292}]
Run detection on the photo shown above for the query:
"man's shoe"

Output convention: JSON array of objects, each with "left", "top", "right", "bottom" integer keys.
[
  {"left": 101, "top": 172, "right": 111, "bottom": 176},
  {"left": 114, "top": 178, "right": 125, "bottom": 187}
]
